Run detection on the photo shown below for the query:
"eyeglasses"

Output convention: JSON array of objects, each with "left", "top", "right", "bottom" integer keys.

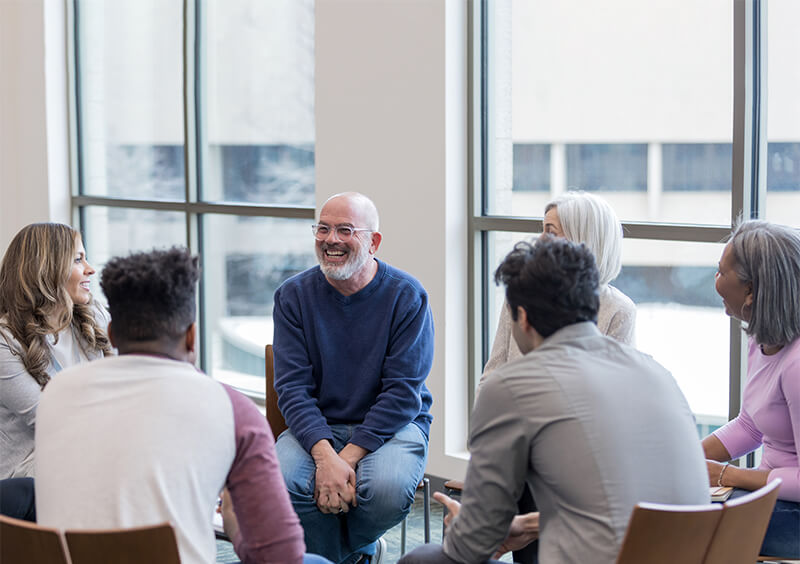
[{"left": 311, "top": 224, "right": 373, "bottom": 242}]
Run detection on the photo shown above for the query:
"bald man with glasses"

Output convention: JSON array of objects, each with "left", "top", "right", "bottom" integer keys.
[{"left": 273, "top": 192, "right": 435, "bottom": 564}]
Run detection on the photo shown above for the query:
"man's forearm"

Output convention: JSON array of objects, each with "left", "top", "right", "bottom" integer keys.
[{"left": 311, "top": 438, "right": 336, "bottom": 462}]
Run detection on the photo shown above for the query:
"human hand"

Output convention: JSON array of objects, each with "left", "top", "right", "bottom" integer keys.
[
  {"left": 219, "top": 488, "right": 240, "bottom": 540},
  {"left": 312, "top": 441, "right": 357, "bottom": 514},
  {"left": 493, "top": 512, "right": 540, "bottom": 559},
  {"left": 339, "top": 443, "right": 368, "bottom": 470},
  {"left": 433, "top": 492, "right": 461, "bottom": 532}
]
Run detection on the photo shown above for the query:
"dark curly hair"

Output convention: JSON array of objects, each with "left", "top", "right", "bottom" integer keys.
[
  {"left": 100, "top": 247, "right": 200, "bottom": 344},
  {"left": 494, "top": 236, "right": 599, "bottom": 338}
]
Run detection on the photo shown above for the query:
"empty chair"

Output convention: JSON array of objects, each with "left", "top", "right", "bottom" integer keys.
[
  {"left": 704, "top": 479, "right": 782, "bottom": 564},
  {"left": 65, "top": 522, "right": 180, "bottom": 564},
  {"left": 615, "top": 502, "right": 723, "bottom": 564},
  {"left": 0, "top": 514, "right": 69, "bottom": 564}
]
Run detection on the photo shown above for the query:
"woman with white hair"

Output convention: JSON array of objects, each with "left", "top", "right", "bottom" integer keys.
[
  {"left": 479, "top": 192, "right": 635, "bottom": 564},
  {"left": 703, "top": 219, "right": 800, "bottom": 558},
  {"left": 482, "top": 191, "right": 636, "bottom": 382}
]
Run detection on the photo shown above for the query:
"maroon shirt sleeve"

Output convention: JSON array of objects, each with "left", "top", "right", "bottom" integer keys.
[{"left": 222, "top": 384, "right": 306, "bottom": 563}]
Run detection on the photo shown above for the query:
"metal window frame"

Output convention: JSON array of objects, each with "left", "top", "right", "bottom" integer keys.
[
  {"left": 469, "top": 0, "right": 768, "bottom": 427},
  {"left": 67, "top": 0, "right": 315, "bottom": 383}
]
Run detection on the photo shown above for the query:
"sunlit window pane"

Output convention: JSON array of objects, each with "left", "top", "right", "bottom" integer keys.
[
  {"left": 486, "top": 232, "right": 728, "bottom": 435},
  {"left": 766, "top": 0, "right": 800, "bottom": 226},
  {"left": 487, "top": 0, "right": 733, "bottom": 224},
  {"left": 201, "top": 215, "right": 317, "bottom": 395},
  {"left": 76, "top": 0, "right": 185, "bottom": 201},
  {"left": 81, "top": 207, "right": 187, "bottom": 302},
  {"left": 199, "top": 0, "right": 315, "bottom": 206}
]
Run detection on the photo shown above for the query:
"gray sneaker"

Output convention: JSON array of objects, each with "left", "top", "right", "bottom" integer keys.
[
  {"left": 355, "top": 537, "right": 387, "bottom": 564},
  {"left": 372, "top": 537, "right": 386, "bottom": 564}
]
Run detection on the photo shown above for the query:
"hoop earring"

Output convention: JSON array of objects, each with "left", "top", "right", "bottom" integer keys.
[{"left": 741, "top": 302, "right": 752, "bottom": 320}]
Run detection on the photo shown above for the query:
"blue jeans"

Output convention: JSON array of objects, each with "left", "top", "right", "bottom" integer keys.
[
  {"left": 729, "top": 487, "right": 800, "bottom": 557},
  {"left": 276, "top": 423, "right": 428, "bottom": 564},
  {"left": 232, "top": 555, "right": 332, "bottom": 563},
  {"left": 302, "top": 556, "right": 334, "bottom": 564}
]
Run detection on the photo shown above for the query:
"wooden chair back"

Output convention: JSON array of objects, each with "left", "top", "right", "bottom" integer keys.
[
  {"left": 615, "top": 501, "right": 723, "bottom": 564},
  {"left": 0, "top": 514, "right": 69, "bottom": 564},
  {"left": 703, "top": 479, "right": 781, "bottom": 564},
  {"left": 65, "top": 522, "right": 180, "bottom": 564},
  {"left": 265, "top": 343, "right": 288, "bottom": 438}
]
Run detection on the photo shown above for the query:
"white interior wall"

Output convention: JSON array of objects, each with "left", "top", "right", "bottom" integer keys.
[
  {"left": 0, "top": 0, "right": 70, "bottom": 249},
  {"left": 316, "top": 0, "right": 469, "bottom": 480}
]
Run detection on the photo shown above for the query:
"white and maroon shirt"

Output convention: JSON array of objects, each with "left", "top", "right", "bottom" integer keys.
[{"left": 35, "top": 354, "right": 305, "bottom": 564}]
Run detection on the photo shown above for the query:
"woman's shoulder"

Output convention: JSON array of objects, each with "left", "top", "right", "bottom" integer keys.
[
  {"left": 600, "top": 284, "right": 636, "bottom": 314},
  {"left": 0, "top": 323, "right": 27, "bottom": 379},
  {"left": 597, "top": 285, "right": 637, "bottom": 344},
  {"left": 0, "top": 320, "right": 22, "bottom": 351},
  {"left": 89, "top": 301, "right": 111, "bottom": 328},
  {"left": 777, "top": 336, "right": 800, "bottom": 368}
]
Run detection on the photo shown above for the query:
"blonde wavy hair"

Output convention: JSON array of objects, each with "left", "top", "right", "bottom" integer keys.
[{"left": 0, "top": 223, "right": 111, "bottom": 388}]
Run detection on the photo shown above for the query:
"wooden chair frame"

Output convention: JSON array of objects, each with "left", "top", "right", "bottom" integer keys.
[
  {"left": 0, "top": 516, "right": 181, "bottom": 564},
  {"left": 65, "top": 521, "right": 180, "bottom": 564},
  {"left": 0, "top": 514, "right": 70, "bottom": 564}
]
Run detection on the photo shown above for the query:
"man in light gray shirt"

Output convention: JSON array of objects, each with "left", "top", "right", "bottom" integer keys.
[{"left": 401, "top": 237, "right": 708, "bottom": 564}]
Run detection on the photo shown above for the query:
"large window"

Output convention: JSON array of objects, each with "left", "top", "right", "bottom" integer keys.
[
  {"left": 765, "top": 1, "right": 800, "bottom": 225},
  {"left": 474, "top": 0, "right": 798, "bottom": 436},
  {"left": 71, "top": 0, "right": 316, "bottom": 398}
]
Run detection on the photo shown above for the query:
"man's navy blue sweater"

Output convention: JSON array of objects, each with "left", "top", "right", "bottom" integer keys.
[{"left": 272, "top": 259, "right": 434, "bottom": 453}]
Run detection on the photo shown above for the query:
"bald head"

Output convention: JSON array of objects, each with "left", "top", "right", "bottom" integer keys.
[{"left": 320, "top": 192, "right": 380, "bottom": 231}]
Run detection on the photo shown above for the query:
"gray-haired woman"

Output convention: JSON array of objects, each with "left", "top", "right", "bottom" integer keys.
[
  {"left": 703, "top": 219, "right": 800, "bottom": 558},
  {"left": 482, "top": 191, "right": 636, "bottom": 383},
  {"left": 479, "top": 191, "right": 636, "bottom": 564}
]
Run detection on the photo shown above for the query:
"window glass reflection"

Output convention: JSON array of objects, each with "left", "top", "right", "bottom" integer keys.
[
  {"left": 487, "top": 0, "right": 733, "bottom": 223},
  {"left": 202, "top": 215, "right": 316, "bottom": 394},
  {"left": 200, "top": 0, "right": 315, "bottom": 206},
  {"left": 486, "top": 232, "right": 728, "bottom": 436},
  {"left": 76, "top": 0, "right": 185, "bottom": 201},
  {"left": 82, "top": 207, "right": 187, "bottom": 302}
]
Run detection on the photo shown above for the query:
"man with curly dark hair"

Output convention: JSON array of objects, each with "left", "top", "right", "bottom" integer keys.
[
  {"left": 401, "top": 236, "right": 708, "bottom": 564},
  {"left": 34, "top": 247, "right": 327, "bottom": 564}
]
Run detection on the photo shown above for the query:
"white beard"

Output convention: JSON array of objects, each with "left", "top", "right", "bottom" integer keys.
[{"left": 317, "top": 238, "right": 371, "bottom": 281}]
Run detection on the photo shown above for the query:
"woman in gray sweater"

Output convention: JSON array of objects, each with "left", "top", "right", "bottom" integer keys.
[{"left": 0, "top": 223, "right": 111, "bottom": 480}]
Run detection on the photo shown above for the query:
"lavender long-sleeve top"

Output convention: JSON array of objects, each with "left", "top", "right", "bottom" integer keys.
[{"left": 714, "top": 336, "right": 800, "bottom": 502}]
